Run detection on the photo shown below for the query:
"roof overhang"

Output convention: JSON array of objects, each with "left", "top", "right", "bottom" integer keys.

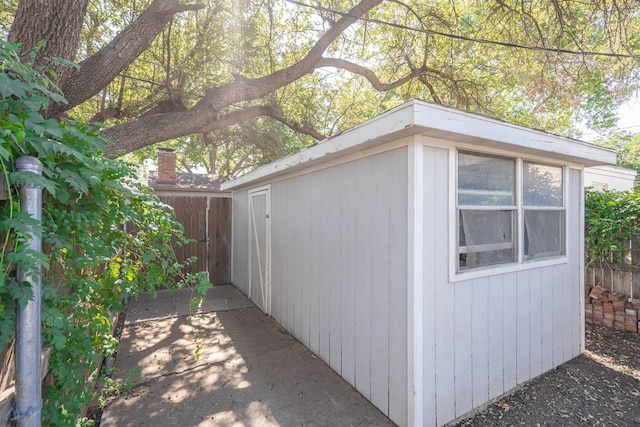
[{"left": 222, "top": 99, "right": 616, "bottom": 191}]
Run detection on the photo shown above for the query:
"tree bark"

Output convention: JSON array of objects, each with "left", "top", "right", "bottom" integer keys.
[
  {"left": 9, "top": 0, "right": 89, "bottom": 83},
  {"left": 47, "top": 0, "right": 204, "bottom": 118}
]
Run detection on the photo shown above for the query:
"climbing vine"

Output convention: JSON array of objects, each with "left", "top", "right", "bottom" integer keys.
[
  {"left": 585, "top": 188, "right": 640, "bottom": 267},
  {"left": 0, "top": 41, "right": 210, "bottom": 426}
]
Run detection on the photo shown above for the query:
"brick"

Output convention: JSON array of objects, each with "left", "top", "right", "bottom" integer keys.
[
  {"left": 589, "top": 286, "right": 609, "bottom": 301},
  {"left": 614, "top": 321, "right": 625, "bottom": 330},
  {"left": 608, "top": 292, "right": 626, "bottom": 303},
  {"left": 603, "top": 318, "right": 614, "bottom": 328},
  {"left": 604, "top": 312, "right": 615, "bottom": 320},
  {"left": 594, "top": 315, "right": 604, "bottom": 325},
  {"left": 585, "top": 314, "right": 593, "bottom": 324},
  {"left": 603, "top": 303, "right": 615, "bottom": 314},
  {"left": 613, "top": 299, "right": 626, "bottom": 310},
  {"left": 625, "top": 323, "right": 638, "bottom": 333}
]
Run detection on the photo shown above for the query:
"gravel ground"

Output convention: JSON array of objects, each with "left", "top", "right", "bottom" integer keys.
[{"left": 455, "top": 324, "right": 640, "bottom": 426}]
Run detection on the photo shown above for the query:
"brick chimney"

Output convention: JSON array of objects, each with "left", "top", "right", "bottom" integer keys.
[{"left": 157, "top": 148, "right": 176, "bottom": 185}]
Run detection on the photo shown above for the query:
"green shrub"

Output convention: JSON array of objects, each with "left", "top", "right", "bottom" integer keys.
[
  {"left": 585, "top": 188, "right": 640, "bottom": 267},
  {"left": 0, "top": 41, "right": 210, "bottom": 426}
]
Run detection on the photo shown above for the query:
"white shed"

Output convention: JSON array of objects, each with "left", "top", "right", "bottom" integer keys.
[{"left": 221, "top": 99, "right": 616, "bottom": 427}]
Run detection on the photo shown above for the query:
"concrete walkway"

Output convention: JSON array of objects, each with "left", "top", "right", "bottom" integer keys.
[{"left": 100, "top": 285, "right": 394, "bottom": 427}]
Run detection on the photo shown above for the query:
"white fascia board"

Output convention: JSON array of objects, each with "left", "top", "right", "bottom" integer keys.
[
  {"left": 222, "top": 99, "right": 616, "bottom": 191},
  {"left": 410, "top": 100, "right": 616, "bottom": 167},
  {"left": 222, "top": 101, "right": 419, "bottom": 190},
  {"left": 585, "top": 165, "right": 637, "bottom": 180}
]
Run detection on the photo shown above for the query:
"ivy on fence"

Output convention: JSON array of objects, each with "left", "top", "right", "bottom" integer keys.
[
  {"left": 0, "top": 41, "right": 211, "bottom": 426},
  {"left": 585, "top": 188, "right": 640, "bottom": 268}
]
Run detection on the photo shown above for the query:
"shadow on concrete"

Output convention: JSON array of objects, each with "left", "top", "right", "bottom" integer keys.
[{"left": 100, "top": 285, "right": 394, "bottom": 427}]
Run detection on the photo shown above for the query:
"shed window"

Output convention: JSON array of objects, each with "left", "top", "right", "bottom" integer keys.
[{"left": 457, "top": 151, "right": 565, "bottom": 272}]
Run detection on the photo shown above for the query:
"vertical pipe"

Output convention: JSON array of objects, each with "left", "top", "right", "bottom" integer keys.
[{"left": 14, "top": 156, "right": 43, "bottom": 427}]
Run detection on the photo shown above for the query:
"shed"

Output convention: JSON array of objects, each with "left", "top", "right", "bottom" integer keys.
[{"left": 221, "top": 99, "right": 616, "bottom": 427}]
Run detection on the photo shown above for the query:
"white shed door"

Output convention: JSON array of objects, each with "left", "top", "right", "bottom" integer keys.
[{"left": 249, "top": 188, "right": 271, "bottom": 314}]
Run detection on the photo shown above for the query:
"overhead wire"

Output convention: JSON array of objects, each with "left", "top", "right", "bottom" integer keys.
[{"left": 284, "top": 0, "right": 640, "bottom": 60}]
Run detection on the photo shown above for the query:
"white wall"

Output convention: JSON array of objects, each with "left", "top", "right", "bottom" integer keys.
[
  {"left": 232, "top": 146, "right": 410, "bottom": 426},
  {"left": 417, "top": 142, "right": 584, "bottom": 426},
  {"left": 231, "top": 188, "right": 249, "bottom": 295},
  {"left": 584, "top": 165, "right": 636, "bottom": 191}
]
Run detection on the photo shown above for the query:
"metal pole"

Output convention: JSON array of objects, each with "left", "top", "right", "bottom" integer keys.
[{"left": 14, "top": 156, "right": 43, "bottom": 427}]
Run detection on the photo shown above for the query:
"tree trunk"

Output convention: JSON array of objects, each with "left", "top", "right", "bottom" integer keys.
[{"left": 8, "top": 0, "right": 89, "bottom": 84}]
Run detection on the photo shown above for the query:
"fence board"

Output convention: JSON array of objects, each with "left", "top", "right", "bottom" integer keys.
[
  {"left": 586, "top": 261, "right": 640, "bottom": 300},
  {"left": 157, "top": 194, "right": 231, "bottom": 285}
]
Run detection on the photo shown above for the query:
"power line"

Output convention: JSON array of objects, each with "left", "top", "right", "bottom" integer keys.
[
  {"left": 285, "top": 0, "right": 640, "bottom": 60},
  {"left": 583, "top": 124, "right": 640, "bottom": 136}
]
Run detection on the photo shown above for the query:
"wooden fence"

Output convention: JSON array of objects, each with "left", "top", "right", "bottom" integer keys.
[
  {"left": 585, "top": 244, "right": 640, "bottom": 300},
  {"left": 157, "top": 192, "right": 232, "bottom": 285}
]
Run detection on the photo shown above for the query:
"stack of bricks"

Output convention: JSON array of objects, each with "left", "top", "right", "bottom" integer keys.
[{"left": 585, "top": 286, "right": 639, "bottom": 334}]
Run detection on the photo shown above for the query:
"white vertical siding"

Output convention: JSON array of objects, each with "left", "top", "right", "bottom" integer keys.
[
  {"left": 370, "top": 153, "right": 391, "bottom": 414},
  {"left": 388, "top": 149, "right": 409, "bottom": 426},
  {"left": 516, "top": 270, "right": 531, "bottom": 385},
  {"left": 418, "top": 147, "right": 584, "bottom": 427},
  {"left": 528, "top": 268, "right": 543, "bottom": 379},
  {"left": 487, "top": 274, "right": 504, "bottom": 399},
  {"left": 249, "top": 147, "right": 409, "bottom": 426},
  {"left": 471, "top": 276, "right": 489, "bottom": 408},
  {"left": 231, "top": 189, "right": 249, "bottom": 294},
  {"left": 569, "top": 168, "right": 585, "bottom": 358},
  {"left": 355, "top": 159, "right": 373, "bottom": 398},
  {"left": 540, "top": 266, "right": 554, "bottom": 372},
  {"left": 421, "top": 145, "right": 449, "bottom": 427}
]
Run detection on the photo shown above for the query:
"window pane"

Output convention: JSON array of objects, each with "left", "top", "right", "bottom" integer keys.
[
  {"left": 524, "top": 162, "right": 563, "bottom": 207},
  {"left": 524, "top": 209, "right": 565, "bottom": 259},
  {"left": 458, "top": 151, "right": 515, "bottom": 206},
  {"left": 459, "top": 209, "right": 516, "bottom": 270}
]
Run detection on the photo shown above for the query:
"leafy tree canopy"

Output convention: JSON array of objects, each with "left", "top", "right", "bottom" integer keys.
[
  {"left": 1, "top": 0, "right": 639, "bottom": 179},
  {"left": 592, "top": 130, "right": 640, "bottom": 175}
]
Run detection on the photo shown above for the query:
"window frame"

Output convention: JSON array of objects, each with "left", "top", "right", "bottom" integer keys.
[{"left": 451, "top": 149, "right": 568, "bottom": 280}]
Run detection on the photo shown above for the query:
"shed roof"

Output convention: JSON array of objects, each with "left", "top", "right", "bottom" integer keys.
[{"left": 222, "top": 99, "right": 616, "bottom": 191}]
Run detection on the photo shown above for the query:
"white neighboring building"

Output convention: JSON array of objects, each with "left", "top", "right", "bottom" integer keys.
[{"left": 584, "top": 165, "right": 636, "bottom": 191}]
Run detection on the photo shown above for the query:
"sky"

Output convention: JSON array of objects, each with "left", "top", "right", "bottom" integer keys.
[
  {"left": 616, "top": 96, "right": 640, "bottom": 134},
  {"left": 582, "top": 94, "right": 640, "bottom": 141}
]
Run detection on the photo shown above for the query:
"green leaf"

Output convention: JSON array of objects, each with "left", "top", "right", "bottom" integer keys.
[{"left": 0, "top": 72, "right": 27, "bottom": 98}]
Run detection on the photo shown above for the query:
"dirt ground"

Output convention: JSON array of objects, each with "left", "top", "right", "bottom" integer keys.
[{"left": 455, "top": 324, "right": 640, "bottom": 427}]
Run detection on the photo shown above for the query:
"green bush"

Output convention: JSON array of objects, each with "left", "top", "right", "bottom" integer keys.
[
  {"left": 0, "top": 41, "right": 210, "bottom": 426},
  {"left": 585, "top": 188, "right": 640, "bottom": 267}
]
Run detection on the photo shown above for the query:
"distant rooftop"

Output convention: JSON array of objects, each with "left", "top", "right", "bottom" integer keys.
[{"left": 147, "top": 170, "right": 222, "bottom": 190}]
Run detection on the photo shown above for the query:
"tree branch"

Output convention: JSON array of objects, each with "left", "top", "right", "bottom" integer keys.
[
  {"left": 103, "top": 105, "right": 325, "bottom": 157},
  {"left": 194, "top": 0, "right": 383, "bottom": 110},
  {"left": 102, "top": 0, "right": 382, "bottom": 156},
  {"left": 47, "top": 0, "right": 204, "bottom": 118},
  {"left": 316, "top": 58, "right": 428, "bottom": 91},
  {"left": 202, "top": 105, "right": 327, "bottom": 141}
]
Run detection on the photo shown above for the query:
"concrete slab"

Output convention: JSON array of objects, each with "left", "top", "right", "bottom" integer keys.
[
  {"left": 125, "top": 285, "right": 254, "bottom": 324},
  {"left": 100, "top": 285, "right": 394, "bottom": 427}
]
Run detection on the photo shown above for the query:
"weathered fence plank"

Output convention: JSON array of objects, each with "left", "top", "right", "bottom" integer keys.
[{"left": 157, "top": 193, "right": 231, "bottom": 284}]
